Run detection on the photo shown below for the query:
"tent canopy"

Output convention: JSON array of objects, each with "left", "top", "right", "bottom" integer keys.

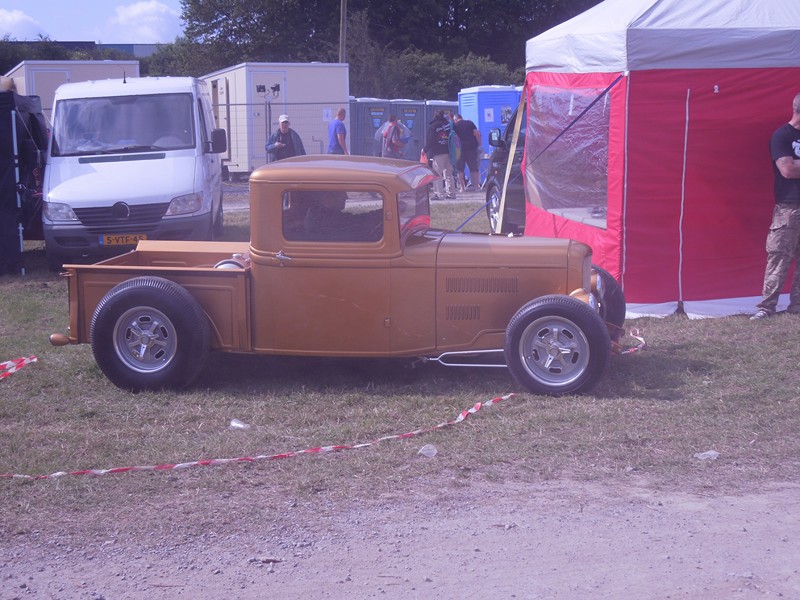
[
  {"left": 526, "top": 0, "right": 800, "bottom": 72},
  {"left": 521, "top": 0, "right": 800, "bottom": 318}
]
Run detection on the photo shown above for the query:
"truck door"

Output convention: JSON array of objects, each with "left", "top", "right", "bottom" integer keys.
[{"left": 252, "top": 189, "right": 391, "bottom": 354}]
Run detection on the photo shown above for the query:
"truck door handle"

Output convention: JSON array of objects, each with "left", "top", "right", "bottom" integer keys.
[{"left": 276, "top": 250, "right": 292, "bottom": 262}]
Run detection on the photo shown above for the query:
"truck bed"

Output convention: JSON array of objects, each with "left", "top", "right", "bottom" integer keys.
[
  {"left": 63, "top": 240, "right": 252, "bottom": 350},
  {"left": 85, "top": 240, "right": 251, "bottom": 269}
]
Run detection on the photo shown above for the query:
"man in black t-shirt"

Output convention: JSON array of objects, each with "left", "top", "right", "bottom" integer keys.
[
  {"left": 453, "top": 113, "right": 482, "bottom": 192},
  {"left": 751, "top": 92, "right": 800, "bottom": 319}
]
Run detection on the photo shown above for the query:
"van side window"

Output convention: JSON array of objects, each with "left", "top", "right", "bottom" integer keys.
[{"left": 283, "top": 190, "right": 384, "bottom": 242}]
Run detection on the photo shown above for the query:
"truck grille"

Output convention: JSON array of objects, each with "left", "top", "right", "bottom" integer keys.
[
  {"left": 445, "top": 305, "right": 481, "bottom": 321},
  {"left": 445, "top": 276, "right": 519, "bottom": 294},
  {"left": 74, "top": 202, "right": 171, "bottom": 233}
]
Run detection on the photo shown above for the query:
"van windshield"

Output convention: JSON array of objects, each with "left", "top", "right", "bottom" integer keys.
[{"left": 51, "top": 92, "right": 195, "bottom": 157}]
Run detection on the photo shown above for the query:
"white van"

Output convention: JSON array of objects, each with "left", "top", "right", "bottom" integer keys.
[{"left": 43, "top": 76, "right": 227, "bottom": 270}]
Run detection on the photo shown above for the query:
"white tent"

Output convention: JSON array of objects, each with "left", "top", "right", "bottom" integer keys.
[
  {"left": 520, "top": 0, "right": 800, "bottom": 318},
  {"left": 526, "top": 0, "right": 800, "bottom": 72}
]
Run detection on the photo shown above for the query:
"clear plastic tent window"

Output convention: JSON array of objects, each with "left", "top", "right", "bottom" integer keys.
[{"left": 526, "top": 86, "right": 610, "bottom": 230}]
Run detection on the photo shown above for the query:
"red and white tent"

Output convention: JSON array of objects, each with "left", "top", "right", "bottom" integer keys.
[{"left": 521, "top": 0, "right": 800, "bottom": 318}]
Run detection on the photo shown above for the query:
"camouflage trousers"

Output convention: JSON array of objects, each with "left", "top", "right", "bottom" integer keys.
[{"left": 757, "top": 203, "right": 800, "bottom": 314}]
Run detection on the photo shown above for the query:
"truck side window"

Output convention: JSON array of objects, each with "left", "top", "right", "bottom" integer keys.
[{"left": 283, "top": 190, "right": 383, "bottom": 242}]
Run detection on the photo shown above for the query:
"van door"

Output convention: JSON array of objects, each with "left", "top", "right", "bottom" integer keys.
[{"left": 197, "top": 93, "right": 223, "bottom": 235}]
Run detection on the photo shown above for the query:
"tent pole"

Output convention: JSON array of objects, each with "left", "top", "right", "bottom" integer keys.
[
  {"left": 11, "top": 108, "right": 25, "bottom": 276},
  {"left": 678, "top": 88, "right": 691, "bottom": 313}
]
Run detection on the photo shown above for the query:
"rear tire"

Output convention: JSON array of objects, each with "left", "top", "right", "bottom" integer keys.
[
  {"left": 90, "top": 276, "right": 210, "bottom": 392},
  {"left": 504, "top": 295, "right": 611, "bottom": 395}
]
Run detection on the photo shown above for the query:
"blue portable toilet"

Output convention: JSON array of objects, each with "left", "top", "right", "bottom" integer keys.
[
  {"left": 389, "top": 99, "right": 425, "bottom": 161},
  {"left": 350, "top": 97, "right": 391, "bottom": 156},
  {"left": 457, "top": 85, "right": 521, "bottom": 185}
]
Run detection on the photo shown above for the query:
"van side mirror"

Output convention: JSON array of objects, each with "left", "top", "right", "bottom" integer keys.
[
  {"left": 488, "top": 128, "right": 505, "bottom": 149},
  {"left": 209, "top": 128, "right": 227, "bottom": 154}
]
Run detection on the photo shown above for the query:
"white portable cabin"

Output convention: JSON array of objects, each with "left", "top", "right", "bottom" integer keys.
[
  {"left": 4, "top": 60, "right": 140, "bottom": 121},
  {"left": 201, "top": 62, "right": 350, "bottom": 180}
]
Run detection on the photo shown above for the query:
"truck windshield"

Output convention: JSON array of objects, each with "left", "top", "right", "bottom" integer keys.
[
  {"left": 398, "top": 186, "right": 431, "bottom": 242},
  {"left": 51, "top": 92, "right": 195, "bottom": 157}
]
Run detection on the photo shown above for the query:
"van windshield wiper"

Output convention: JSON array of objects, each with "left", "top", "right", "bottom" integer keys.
[
  {"left": 98, "top": 145, "right": 164, "bottom": 154},
  {"left": 56, "top": 144, "right": 168, "bottom": 158}
]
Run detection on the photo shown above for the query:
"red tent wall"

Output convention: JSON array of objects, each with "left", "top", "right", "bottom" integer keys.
[{"left": 524, "top": 66, "right": 800, "bottom": 316}]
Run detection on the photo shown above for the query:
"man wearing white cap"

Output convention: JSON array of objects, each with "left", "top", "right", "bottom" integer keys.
[{"left": 266, "top": 114, "right": 306, "bottom": 162}]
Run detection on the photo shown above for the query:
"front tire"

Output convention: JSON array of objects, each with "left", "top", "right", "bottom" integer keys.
[
  {"left": 504, "top": 295, "right": 611, "bottom": 395},
  {"left": 90, "top": 276, "right": 210, "bottom": 392},
  {"left": 46, "top": 249, "right": 64, "bottom": 272},
  {"left": 593, "top": 264, "right": 626, "bottom": 343}
]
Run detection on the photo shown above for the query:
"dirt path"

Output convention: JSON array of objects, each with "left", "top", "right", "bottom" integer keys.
[{"left": 4, "top": 478, "right": 799, "bottom": 599}]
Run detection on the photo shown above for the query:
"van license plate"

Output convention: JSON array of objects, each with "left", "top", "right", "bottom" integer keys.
[{"left": 100, "top": 234, "right": 148, "bottom": 246}]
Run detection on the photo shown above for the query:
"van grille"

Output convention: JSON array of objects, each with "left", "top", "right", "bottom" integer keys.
[{"left": 74, "top": 202, "right": 171, "bottom": 233}]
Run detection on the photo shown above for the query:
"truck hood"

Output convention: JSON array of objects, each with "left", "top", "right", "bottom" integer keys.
[
  {"left": 436, "top": 232, "right": 590, "bottom": 269},
  {"left": 45, "top": 153, "right": 197, "bottom": 207}
]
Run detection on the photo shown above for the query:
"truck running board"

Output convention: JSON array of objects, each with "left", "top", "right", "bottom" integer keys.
[{"left": 417, "top": 349, "right": 507, "bottom": 369}]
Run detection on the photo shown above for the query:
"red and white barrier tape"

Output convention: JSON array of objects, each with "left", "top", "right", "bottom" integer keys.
[
  {"left": 0, "top": 356, "right": 38, "bottom": 380},
  {"left": 1, "top": 393, "right": 515, "bottom": 481},
  {"left": 620, "top": 327, "right": 646, "bottom": 354}
]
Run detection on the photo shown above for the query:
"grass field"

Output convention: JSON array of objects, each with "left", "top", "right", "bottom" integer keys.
[{"left": 2, "top": 197, "right": 799, "bottom": 522}]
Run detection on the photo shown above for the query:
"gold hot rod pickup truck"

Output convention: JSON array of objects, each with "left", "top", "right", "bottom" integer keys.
[{"left": 50, "top": 155, "right": 626, "bottom": 395}]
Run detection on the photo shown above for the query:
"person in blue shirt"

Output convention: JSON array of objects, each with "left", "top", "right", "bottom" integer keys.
[{"left": 327, "top": 107, "right": 349, "bottom": 155}]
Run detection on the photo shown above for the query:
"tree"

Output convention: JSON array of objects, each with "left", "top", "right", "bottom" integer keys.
[
  {"left": 142, "top": 38, "right": 223, "bottom": 77},
  {"left": 180, "top": 0, "right": 341, "bottom": 64},
  {"left": 345, "top": 11, "right": 385, "bottom": 97},
  {"left": 180, "top": 0, "right": 603, "bottom": 70},
  {"left": 1, "top": 37, "right": 72, "bottom": 74},
  {"left": 383, "top": 49, "right": 521, "bottom": 100}
]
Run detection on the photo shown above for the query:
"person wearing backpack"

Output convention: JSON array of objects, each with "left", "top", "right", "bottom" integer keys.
[
  {"left": 381, "top": 114, "right": 406, "bottom": 159},
  {"left": 423, "top": 109, "right": 456, "bottom": 199}
]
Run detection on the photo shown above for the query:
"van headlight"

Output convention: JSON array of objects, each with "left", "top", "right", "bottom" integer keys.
[
  {"left": 43, "top": 202, "right": 78, "bottom": 221},
  {"left": 166, "top": 193, "right": 202, "bottom": 216}
]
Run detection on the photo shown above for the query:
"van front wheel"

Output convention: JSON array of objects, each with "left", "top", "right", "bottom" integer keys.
[
  {"left": 90, "top": 276, "right": 210, "bottom": 392},
  {"left": 212, "top": 191, "right": 224, "bottom": 239}
]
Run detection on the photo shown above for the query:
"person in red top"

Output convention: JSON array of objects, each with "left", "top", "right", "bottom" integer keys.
[{"left": 381, "top": 115, "right": 405, "bottom": 159}]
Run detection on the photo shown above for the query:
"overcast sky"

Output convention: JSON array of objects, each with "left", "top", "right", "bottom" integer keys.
[{"left": 1, "top": 0, "right": 184, "bottom": 44}]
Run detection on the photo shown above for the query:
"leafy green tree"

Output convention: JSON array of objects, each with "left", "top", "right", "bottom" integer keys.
[
  {"left": 383, "top": 49, "right": 521, "bottom": 100},
  {"left": 1, "top": 37, "right": 138, "bottom": 75},
  {"left": 142, "top": 38, "right": 223, "bottom": 77},
  {"left": 1, "top": 37, "right": 72, "bottom": 74},
  {"left": 180, "top": 0, "right": 340, "bottom": 64},
  {"left": 346, "top": 11, "right": 386, "bottom": 98}
]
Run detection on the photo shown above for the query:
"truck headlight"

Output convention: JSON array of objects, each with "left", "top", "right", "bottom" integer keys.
[
  {"left": 43, "top": 202, "right": 78, "bottom": 221},
  {"left": 166, "top": 193, "right": 202, "bottom": 216}
]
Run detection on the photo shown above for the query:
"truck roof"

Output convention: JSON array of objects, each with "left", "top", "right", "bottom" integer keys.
[
  {"left": 250, "top": 155, "right": 435, "bottom": 190},
  {"left": 54, "top": 76, "right": 202, "bottom": 99}
]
